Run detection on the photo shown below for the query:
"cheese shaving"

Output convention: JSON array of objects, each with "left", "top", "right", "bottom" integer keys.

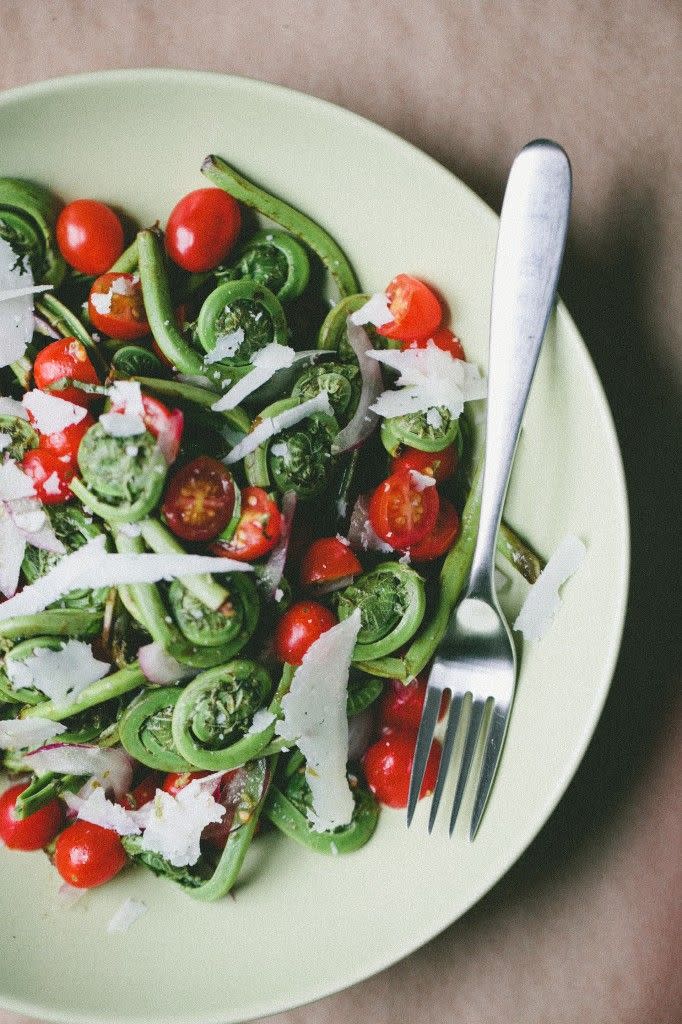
[
  {"left": 224, "top": 391, "right": 334, "bottom": 465},
  {"left": 6, "top": 639, "right": 110, "bottom": 709},
  {"left": 275, "top": 609, "right": 361, "bottom": 831},
  {"left": 0, "top": 717, "right": 67, "bottom": 751},
  {"left": 513, "top": 534, "right": 586, "bottom": 641},
  {"left": 204, "top": 328, "right": 245, "bottom": 364},
  {"left": 409, "top": 469, "right": 437, "bottom": 491},
  {"left": 0, "top": 283, "right": 52, "bottom": 303},
  {"left": 0, "top": 238, "right": 34, "bottom": 369},
  {"left": 0, "top": 432, "right": 11, "bottom": 451},
  {"left": 107, "top": 380, "right": 145, "bottom": 417},
  {"left": 21, "top": 390, "right": 87, "bottom": 435},
  {"left": 138, "top": 781, "right": 225, "bottom": 867},
  {"left": 246, "top": 708, "right": 276, "bottom": 735},
  {"left": 368, "top": 342, "right": 486, "bottom": 420},
  {"left": 349, "top": 292, "right": 393, "bottom": 328},
  {"left": 0, "top": 460, "right": 36, "bottom": 500},
  {"left": 211, "top": 343, "right": 295, "bottom": 412},
  {"left": 0, "top": 396, "right": 28, "bottom": 419},
  {"left": 68, "top": 787, "right": 141, "bottom": 836},
  {"left": 107, "top": 899, "right": 147, "bottom": 934},
  {"left": 0, "top": 505, "right": 26, "bottom": 596},
  {"left": 99, "top": 411, "right": 146, "bottom": 437}
]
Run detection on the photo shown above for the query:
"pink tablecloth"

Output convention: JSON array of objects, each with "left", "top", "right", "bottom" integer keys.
[{"left": 0, "top": 1, "right": 680, "bottom": 1021}]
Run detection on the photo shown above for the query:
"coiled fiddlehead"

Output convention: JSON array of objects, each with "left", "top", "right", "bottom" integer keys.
[
  {"left": 70, "top": 422, "right": 167, "bottom": 523},
  {"left": 119, "top": 687, "right": 193, "bottom": 772},
  {"left": 380, "top": 407, "right": 460, "bottom": 456},
  {"left": 244, "top": 396, "right": 338, "bottom": 500},
  {"left": 0, "top": 415, "right": 38, "bottom": 460},
  {"left": 291, "top": 362, "right": 360, "bottom": 424},
  {"left": 111, "top": 345, "right": 166, "bottom": 379},
  {"left": 336, "top": 562, "right": 426, "bottom": 661},
  {"left": 21, "top": 506, "right": 109, "bottom": 610},
  {"left": 197, "top": 279, "right": 288, "bottom": 366},
  {"left": 0, "top": 636, "right": 65, "bottom": 705},
  {"left": 167, "top": 573, "right": 259, "bottom": 651},
  {"left": 218, "top": 229, "right": 310, "bottom": 302},
  {"left": 0, "top": 178, "right": 66, "bottom": 286},
  {"left": 171, "top": 659, "right": 273, "bottom": 770}
]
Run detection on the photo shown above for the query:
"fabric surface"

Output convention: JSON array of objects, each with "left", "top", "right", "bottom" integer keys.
[{"left": 0, "top": 1, "right": 680, "bottom": 1022}]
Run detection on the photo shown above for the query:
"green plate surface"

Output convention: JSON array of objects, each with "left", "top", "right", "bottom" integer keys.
[{"left": 0, "top": 69, "right": 628, "bottom": 1024}]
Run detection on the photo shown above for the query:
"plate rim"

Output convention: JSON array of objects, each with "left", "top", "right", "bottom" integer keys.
[{"left": 0, "top": 67, "right": 630, "bottom": 1024}]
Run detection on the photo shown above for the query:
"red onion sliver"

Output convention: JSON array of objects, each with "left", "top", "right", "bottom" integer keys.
[
  {"left": 138, "top": 641, "right": 195, "bottom": 685},
  {"left": 331, "top": 320, "right": 383, "bottom": 454},
  {"left": 313, "top": 574, "right": 355, "bottom": 596},
  {"left": 259, "top": 490, "right": 297, "bottom": 599},
  {"left": 347, "top": 494, "right": 393, "bottom": 555},
  {"left": 157, "top": 408, "right": 184, "bottom": 465}
]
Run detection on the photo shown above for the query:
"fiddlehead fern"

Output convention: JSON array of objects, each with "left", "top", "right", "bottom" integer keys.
[
  {"left": 0, "top": 415, "right": 38, "bottom": 460},
  {"left": 167, "top": 573, "right": 259, "bottom": 651},
  {"left": 317, "top": 294, "right": 371, "bottom": 361},
  {"left": 0, "top": 636, "right": 66, "bottom": 705},
  {"left": 0, "top": 178, "right": 66, "bottom": 286},
  {"left": 119, "top": 687, "right": 193, "bottom": 772},
  {"left": 197, "top": 279, "right": 288, "bottom": 366},
  {"left": 111, "top": 345, "right": 166, "bottom": 379},
  {"left": 380, "top": 407, "right": 460, "bottom": 455},
  {"left": 336, "top": 562, "right": 426, "bottom": 661},
  {"left": 291, "top": 362, "right": 360, "bottom": 424},
  {"left": 21, "top": 506, "right": 110, "bottom": 610},
  {"left": 218, "top": 229, "right": 310, "bottom": 302}
]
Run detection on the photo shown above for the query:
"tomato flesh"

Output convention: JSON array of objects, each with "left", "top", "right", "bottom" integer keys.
[
  {"left": 54, "top": 820, "right": 127, "bottom": 888},
  {"left": 0, "top": 783, "right": 63, "bottom": 851},
  {"left": 39, "top": 412, "right": 95, "bottom": 466},
  {"left": 212, "top": 486, "right": 282, "bottom": 562},
  {"left": 376, "top": 274, "right": 442, "bottom": 343},
  {"left": 402, "top": 327, "right": 465, "bottom": 360},
  {"left": 391, "top": 444, "right": 458, "bottom": 482},
  {"left": 274, "top": 601, "right": 337, "bottom": 665},
  {"left": 407, "top": 498, "right": 461, "bottom": 561},
  {"left": 33, "top": 338, "right": 100, "bottom": 408},
  {"left": 88, "top": 272, "right": 149, "bottom": 341},
  {"left": 166, "top": 188, "right": 241, "bottom": 273},
  {"left": 162, "top": 456, "right": 236, "bottom": 542},
  {"left": 162, "top": 770, "right": 240, "bottom": 850},
  {"left": 56, "top": 199, "right": 124, "bottom": 275},
  {"left": 368, "top": 470, "right": 439, "bottom": 549},
  {"left": 363, "top": 731, "right": 441, "bottom": 808},
  {"left": 22, "top": 448, "right": 74, "bottom": 504},
  {"left": 300, "top": 537, "right": 362, "bottom": 587},
  {"left": 379, "top": 674, "right": 448, "bottom": 733},
  {"left": 118, "top": 773, "right": 162, "bottom": 811}
]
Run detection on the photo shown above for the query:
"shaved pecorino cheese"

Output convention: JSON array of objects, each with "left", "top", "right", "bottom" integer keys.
[
  {"left": 22, "top": 390, "right": 87, "bottom": 435},
  {"left": 224, "top": 391, "right": 333, "bottom": 465},
  {"left": 514, "top": 534, "right": 586, "bottom": 641},
  {"left": 211, "top": 343, "right": 295, "bottom": 412}
]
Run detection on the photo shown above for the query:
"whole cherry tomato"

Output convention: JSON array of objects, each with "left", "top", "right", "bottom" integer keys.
[
  {"left": 368, "top": 470, "right": 439, "bottom": 549},
  {"left": 379, "top": 674, "right": 447, "bottom": 733},
  {"left": 118, "top": 773, "right": 162, "bottom": 811},
  {"left": 362, "top": 731, "right": 441, "bottom": 808},
  {"left": 22, "top": 448, "right": 74, "bottom": 504},
  {"left": 376, "top": 274, "right": 443, "bottom": 343},
  {"left": 56, "top": 199, "right": 124, "bottom": 275},
  {"left": 33, "top": 338, "right": 100, "bottom": 408},
  {"left": 212, "top": 486, "right": 282, "bottom": 562},
  {"left": 162, "top": 456, "right": 236, "bottom": 542},
  {"left": 39, "top": 412, "right": 95, "bottom": 466},
  {"left": 300, "top": 537, "right": 362, "bottom": 587},
  {"left": 274, "top": 601, "right": 337, "bottom": 665},
  {"left": 88, "top": 272, "right": 149, "bottom": 340},
  {"left": 407, "top": 498, "right": 461, "bottom": 562},
  {"left": 402, "top": 327, "right": 465, "bottom": 360},
  {"left": 165, "top": 189, "right": 241, "bottom": 273},
  {"left": 54, "top": 820, "right": 127, "bottom": 888},
  {"left": 391, "top": 444, "right": 458, "bottom": 482},
  {"left": 0, "top": 783, "right": 63, "bottom": 851}
]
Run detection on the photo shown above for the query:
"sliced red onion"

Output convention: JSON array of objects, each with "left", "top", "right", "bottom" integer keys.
[
  {"left": 259, "top": 490, "right": 297, "bottom": 599},
  {"left": 34, "top": 313, "right": 61, "bottom": 340},
  {"left": 313, "top": 574, "right": 356, "bottom": 596},
  {"left": 347, "top": 494, "right": 394, "bottom": 555},
  {"left": 156, "top": 408, "right": 184, "bottom": 465},
  {"left": 347, "top": 705, "right": 377, "bottom": 762},
  {"left": 331, "top": 320, "right": 382, "bottom": 455},
  {"left": 138, "top": 641, "right": 196, "bottom": 685},
  {"left": 24, "top": 744, "right": 134, "bottom": 799}
]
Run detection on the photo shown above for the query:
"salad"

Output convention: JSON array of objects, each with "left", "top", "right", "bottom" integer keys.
[{"left": 0, "top": 157, "right": 544, "bottom": 904}]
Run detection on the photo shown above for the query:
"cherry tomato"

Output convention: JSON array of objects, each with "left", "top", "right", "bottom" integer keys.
[
  {"left": 39, "top": 412, "right": 95, "bottom": 466},
  {"left": 300, "top": 537, "right": 362, "bottom": 587},
  {"left": 161, "top": 770, "right": 212, "bottom": 797},
  {"left": 54, "top": 820, "right": 127, "bottom": 888},
  {"left": 162, "top": 770, "right": 239, "bottom": 850},
  {"left": 407, "top": 498, "right": 461, "bottom": 561},
  {"left": 33, "top": 338, "right": 100, "bottom": 408},
  {"left": 88, "top": 272, "right": 149, "bottom": 341},
  {"left": 56, "top": 199, "right": 124, "bottom": 275},
  {"left": 380, "top": 674, "right": 447, "bottom": 733},
  {"left": 22, "top": 448, "right": 74, "bottom": 504},
  {"left": 212, "top": 486, "right": 282, "bottom": 562},
  {"left": 165, "top": 188, "right": 241, "bottom": 273},
  {"left": 391, "top": 444, "right": 458, "bottom": 482},
  {"left": 112, "top": 392, "right": 176, "bottom": 441},
  {"left": 362, "top": 731, "right": 441, "bottom": 808},
  {"left": 162, "top": 456, "right": 236, "bottom": 542},
  {"left": 368, "top": 470, "right": 439, "bottom": 549},
  {"left": 0, "top": 783, "right": 63, "bottom": 851},
  {"left": 118, "top": 773, "right": 162, "bottom": 811},
  {"left": 402, "top": 327, "right": 465, "bottom": 360},
  {"left": 274, "top": 601, "right": 337, "bottom": 665},
  {"left": 376, "top": 274, "right": 443, "bottom": 343}
]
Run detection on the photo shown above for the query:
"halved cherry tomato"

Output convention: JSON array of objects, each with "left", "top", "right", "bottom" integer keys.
[
  {"left": 118, "top": 773, "right": 162, "bottom": 811},
  {"left": 162, "top": 456, "right": 236, "bottom": 542},
  {"left": 362, "top": 731, "right": 441, "bottom": 809},
  {"left": 300, "top": 537, "right": 362, "bottom": 587},
  {"left": 368, "top": 470, "right": 439, "bottom": 549},
  {"left": 165, "top": 189, "right": 241, "bottom": 273},
  {"left": 274, "top": 601, "right": 337, "bottom": 665},
  {"left": 407, "top": 498, "right": 460, "bottom": 562},
  {"left": 162, "top": 769, "right": 240, "bottom": 850},
  {"left": 212, "top": 486, "right": 282, "bottom": 562},
  {"left": 112, "top": 392, "right": 178, "bottom": 442},
  {"left": 22, "top": 448, "right": 74, "bottom": 504},
  {"left": 161, "top": 770, "right": 212, "bottom": 797},
  {"left": 0, "top": 783, "right": 63, "bottom": 851},
  {"left": 39, "top": 412, "right": 95, "bottom": 466},
  {"left": 56, "top": 199, "right": 124, "bottom": 275},
  {"left": 391, "top": 444, "right": 458, "bottom": 482},
  {"left": 54, "top": 820, "right": 127, "bottom": 888},
  {"left": 402, "top": 327, "right": 465, "bottom": 360},
  {"left": 376, "top": 274, "right": 442, "bottom": 343},
  {"left": 380, "top": 673, "right": 447, "bottom": 733},
  {"left": 33, "top": 338, "right": 100, "bottom": 408},
  {"left": 88, "top": 272, "right": 149, "bottom": 341}
]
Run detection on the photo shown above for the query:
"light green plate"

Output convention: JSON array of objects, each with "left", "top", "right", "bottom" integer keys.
[{"left": 0, "top": 70, "right": 628, "bottom": 1024}]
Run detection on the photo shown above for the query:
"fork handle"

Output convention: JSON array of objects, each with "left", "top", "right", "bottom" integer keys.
[{"left": 467, "top": 139, "right": 571, "bottom": 597}]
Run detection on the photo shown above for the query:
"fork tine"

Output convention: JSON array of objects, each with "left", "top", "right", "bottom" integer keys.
[
  {"left": 468, "top": 700, "right": 510, "bottom": 840},
  {"left": 406, "top": 684, "right": 442, "bottom": 826},
  {"left": 427, "top": 694, "right": 464, "bottom": 833},
  {"left": 448, "top": 699, "right": 485, "bottom": 836}
]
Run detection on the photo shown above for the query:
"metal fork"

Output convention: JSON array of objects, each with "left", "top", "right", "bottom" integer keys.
[{"left": 407, "top": 139, "right": 572, "bottom": 839}]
